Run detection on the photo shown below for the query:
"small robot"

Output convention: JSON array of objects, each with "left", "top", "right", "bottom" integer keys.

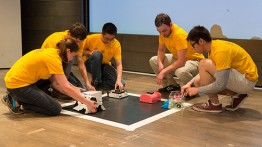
[
  {"left": 140, "top": 91, "right": 162, "bottom": 103},
  {"left": 107, "top": 87, "right": 128, "bottom": 99},
  {"left": 73, "top": 91, "right": 106, "bottom": 114},
  {"left": 169, "top": 91, "right": 185, "bottom": 109}
]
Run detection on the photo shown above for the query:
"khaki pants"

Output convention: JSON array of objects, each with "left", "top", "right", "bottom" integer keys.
[
  {"left": 149, "top": 54, "right": 199, "bottom": 86},
  {"left": 217, "top": 68, "right": 257, "bottom": 94}
]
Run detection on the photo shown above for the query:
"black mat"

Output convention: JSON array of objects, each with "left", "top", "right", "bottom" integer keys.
[{"left": 63, "top": 95, "right": 167, "bottom": 125}]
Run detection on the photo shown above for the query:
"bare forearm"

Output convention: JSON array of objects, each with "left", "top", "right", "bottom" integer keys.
[
  {"left": 157, "top": 49, "right": 165, "bottom": 64},
  {"left": 116, "top": 65, "right": 122, "bottom": 82}
]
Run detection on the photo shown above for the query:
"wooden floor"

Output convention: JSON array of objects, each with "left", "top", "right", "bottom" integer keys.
[{"left": 1, "top": 66, "right": 262, "bottom": 147}]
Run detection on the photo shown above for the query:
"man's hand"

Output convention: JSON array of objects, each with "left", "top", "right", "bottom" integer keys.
[
  {"left": 115, "top": 80, "right": 124, "bottom": 90},
  {"left": 181, "top": 82, "right": 198, "bottom": 96},
  {"left": 181, "top": 83, "right": 191, "bottom": 94},
  {"left": 156, "top": 71, "right": 165, "bottom": 85},
  {"left": 186, "top": 87, "right": 198, "bottom": 96}
]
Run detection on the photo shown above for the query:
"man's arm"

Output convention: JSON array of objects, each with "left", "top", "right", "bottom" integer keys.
[
  {"left": 157, "top": 44, "right": 166, "bottom": 71},
  {"left": 77, "top": 56, "right": 95, "bottom": 90},
  {"left": 114, "top": 59, "right": 124, "bottom": 90},
  {"left": 160, "top": 49, "right": 187, "bottom": 76}
]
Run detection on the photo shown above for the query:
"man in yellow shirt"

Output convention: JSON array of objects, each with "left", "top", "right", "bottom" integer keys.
[
  {"left": 149, "top": 13, "right": 204, "bottom": 92},
  {"left": 181, "top": 26, "right": 258, "bottom": 113},
  {"left": 42, "top": 22, "right": 95, "bottom": 91},
  {"left": 80, "top": 22, "right": 124, "bottom": 90}
]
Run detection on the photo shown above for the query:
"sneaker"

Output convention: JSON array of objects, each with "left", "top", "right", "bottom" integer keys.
[
  {"left": 192, "top": 100, "right": 222, "bottom": 113},
  {"left": 158, "top": 85, "right": 180, "bottom": 92},
  {"left": 225, "top": 94, "right": 248, "bottom": 111},
  {"left": 1, "top": 94, "right": 23, "bottom": 114}
]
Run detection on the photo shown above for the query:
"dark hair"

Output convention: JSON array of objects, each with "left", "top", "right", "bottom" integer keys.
[
  {"left": 102, "top": 22, "right": 117, "bottom": 35},
  {"left": 56, "top": 38, "right": 79, "bottom": 70},
  {"left": 155, "top": 13, "right": 171, "bottom": 27},
  {"left": 187, "top": 25, "right": 212, "bottom": 42},
  {"left": 69, "top": 22, "right": 87, "bottom": 40}
]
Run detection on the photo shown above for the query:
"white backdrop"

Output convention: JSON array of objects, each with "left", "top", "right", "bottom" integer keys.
[
  {"left": 0, "top": 0, "right": 22, "bottom": 68},
  {"left": 90, "top": 0, "right": 262, "bottom": 40}
]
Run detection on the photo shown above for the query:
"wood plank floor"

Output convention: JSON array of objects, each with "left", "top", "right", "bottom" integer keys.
[{"left": 1, "top": 66, "right": 262, "bottom": 147}]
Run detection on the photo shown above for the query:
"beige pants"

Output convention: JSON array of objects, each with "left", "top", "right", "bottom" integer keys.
[
  {"left": 217, "top": 68, "right": 257, "bottom": 94},
  {"left": 149, "top": 54, "right": 199, "bottom": 86}
]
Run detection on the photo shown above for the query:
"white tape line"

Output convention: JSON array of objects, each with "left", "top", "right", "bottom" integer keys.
[
  {"left": 61, "top": 109, "right": 129, "bottom": 130},
  {"left": 61, "top": 93, "right": 193, "bottom": 131}
]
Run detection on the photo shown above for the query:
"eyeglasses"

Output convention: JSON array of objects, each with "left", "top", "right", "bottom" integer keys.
[
  {"left": 102, "top": 35, "right": 115, "bottom": 43},
  {"left": 191, "top": 39, "right": 199, "bottom": 48}
]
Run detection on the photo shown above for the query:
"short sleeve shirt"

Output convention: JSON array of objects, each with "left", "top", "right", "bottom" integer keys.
[
  {"left": 209, "top": 40, "right": 258, "bottom": 81},
  {"left": 5, "top": 48, "right": 64, "bottom": 88},
  {"left": 80, "top": 34, "right": 121, "bottom": 64},
  {"left": 159, "top": 24, "right": 204, "bottom": 60}
]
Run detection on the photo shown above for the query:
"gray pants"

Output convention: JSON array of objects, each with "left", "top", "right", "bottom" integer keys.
[{"left": 149, "top": 54, "right": 199, "bottom": 86}]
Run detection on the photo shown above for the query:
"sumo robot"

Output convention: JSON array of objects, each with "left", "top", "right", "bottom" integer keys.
[
  {"left": 107, "top": 87, "right": 128, "bottom": 99},
  {"left": 73, "top": 91, "right": 106, "bottom": 114},
  {"left": 140, "top": 91, "right": 162, "bottom": 103},
  {"left": 169, "top": 91, "right": 185, "bottom": 108}
]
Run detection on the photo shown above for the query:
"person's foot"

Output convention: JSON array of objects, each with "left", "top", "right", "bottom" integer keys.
[
  {"left": 158, "top": 84, "right": 180, "bottom": 92},
  {"left": 192, "top": 100, "right": 222, "bottom": 113},
  {"left": 1, "top": 94, "right": 23, "bottom": 114},
  {"left": 225, "top": 94, "right": 248, "bottom": 111}
]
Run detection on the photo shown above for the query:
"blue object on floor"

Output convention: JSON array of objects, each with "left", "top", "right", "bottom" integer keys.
[{"left": 161, "top": 100, "right": 169, "bottom": 109}]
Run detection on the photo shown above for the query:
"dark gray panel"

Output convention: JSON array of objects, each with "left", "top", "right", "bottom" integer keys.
[
  {"left": 22, "top": 17, "right": 55, "bottom": 30},
  {"left": 122, "top": 51, "right": 155, "bottom": 73},
  {"left": 21, "top": 0, "right": 82, "bottom": 54},
  {"left": 121, "top": 34, "right": 158, "bottom": 53},
  {"left": 21, "top": 0, "right": 81, "bottom": 17}
]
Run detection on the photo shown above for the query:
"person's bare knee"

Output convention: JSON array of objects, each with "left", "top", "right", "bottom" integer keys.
[
  {"left": 198, "top": 59, "right": 216, "bottom": 86},
  {"left": 194, "top": 75, "right": 201, "bottom": 87}
]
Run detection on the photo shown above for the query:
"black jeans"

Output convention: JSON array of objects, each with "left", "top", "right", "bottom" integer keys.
[
  {"left": 7, "top": 80, "right": 61, "bottom": 116},
  {"left": 65, "top": 60, "right": 85, "bottom": 89},
  {"left": 85, "top": 51, "right": 121, "bottom": 89}
]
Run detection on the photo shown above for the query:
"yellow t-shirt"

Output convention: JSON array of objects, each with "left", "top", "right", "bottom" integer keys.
[
  {"left": 41, "top": 30, "right": 68, "bottom": 49},
  {"left": 5, "top": 48, "right": 64, "bottom": 89},
  {"left": 209, "top": 40, "right": 258, "bottom": 81},
  {"left": 41, "top": 30, "right": 83, "bottom": 56},
  {"left": 159, "top": 24, "right": 204, "bottom": 60},
  {"left": 80, "top": 34, "right": 121, "bottom": 64}
]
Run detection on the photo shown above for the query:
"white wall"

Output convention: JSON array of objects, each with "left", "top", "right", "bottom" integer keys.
[
  {"left": 90, "top": 0, "right": 262, "bottom": 40},
  {"left": 0, "top": 0, "right": 22, "bottom": 68}
]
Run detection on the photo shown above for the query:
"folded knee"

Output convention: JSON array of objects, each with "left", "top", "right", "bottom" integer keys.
[{"left": 48, "top": 106, "right": 62, "bottom": 116}]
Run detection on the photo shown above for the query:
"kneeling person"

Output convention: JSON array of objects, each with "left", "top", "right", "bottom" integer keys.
[
  {"left": 2, "top": 39, "right": 97, "bottom": 115},
  {"left": 80, "top": 22, "right": 125, "bottom": 91},
  {"left": 149, "top": 13, "right": 204, "bottom": 92},
  {"left": 181, "top": 26, "right": 258, "bottom": 113}
]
